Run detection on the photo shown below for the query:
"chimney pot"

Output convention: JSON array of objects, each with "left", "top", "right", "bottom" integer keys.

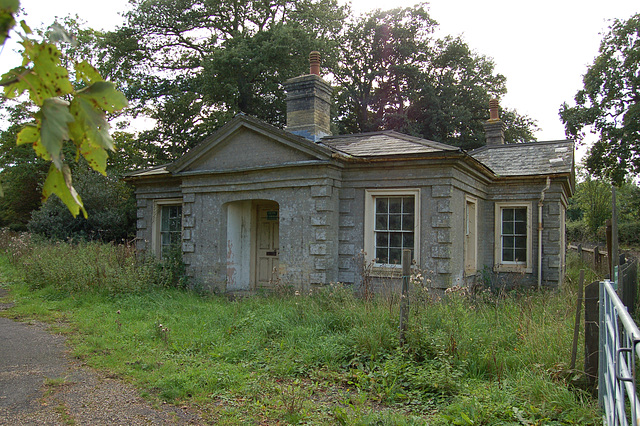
[
  {"left": 489, "top": 98, "right": 499, "bottom": 121},
  {"left": 309, "top": 51, "right": 321, "bottom": 76}
]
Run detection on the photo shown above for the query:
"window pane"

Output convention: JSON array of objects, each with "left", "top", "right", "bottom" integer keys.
[
  {"left": 375, "top": 214, "right": 387, "bottom": 230},
  {"left": 389, "top": 232, "right": 402, "bottom": 248},
  {"left": 515, "top": 249, "right": 527, "bottom": 262},
  {"left": 503, "top": 208, "right": 514, "bottom": 221},
  {"left": 376, "top": 198, "right": 388, "bottom": 213},
  {"left": 503, "top": 247, "right": 514, "bottom": 262},
  {"left": 376, "top": 232, "right": 389, "bottom": 247},
  {"left": 403, "top": 197, "right": 414, "bottom": 214},
  {"left": 504, "top": 236, "right": 514, "bottom": 248},
  {"left": 389, "top": 214, "right": 401, "bottom": 230},
  {"left": 403, "top": 233, "right": 414, "bottom": 249},
  {"left": 515, "top": 221, "right": 526, "bottom": 235},
  {"left": 515, "top": 208, "right": 526, "bottom": 221},
  {"left": 503, "top": 222, "right": 514, "bottom": 235},
  {"left": 389, "top": 198, "right": 402, "bottom": 213},
  {"left": 515, "top": 236, "right": 527, "bottom": 250},
  {"left": 389, "top": 249, "right": 402, "bottom": 264},
  {"left": 402, "top": 214, "right": 414, "bottom": 231},
  {"left": 376, "top": 248, "right": 388, "bottom": 264}
]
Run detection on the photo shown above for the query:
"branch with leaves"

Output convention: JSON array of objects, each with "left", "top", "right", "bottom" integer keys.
[{"left": 0, "top": 0, "right": 127, "bottom": 217}]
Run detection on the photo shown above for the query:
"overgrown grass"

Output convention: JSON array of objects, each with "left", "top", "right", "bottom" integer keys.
[{"left": 0, "top": 232, "right": 602, "bottom": 425}]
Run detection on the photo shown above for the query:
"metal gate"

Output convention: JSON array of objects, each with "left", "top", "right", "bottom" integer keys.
[{"left": 600, "top": 279, "right": 640, "bottom": 425}]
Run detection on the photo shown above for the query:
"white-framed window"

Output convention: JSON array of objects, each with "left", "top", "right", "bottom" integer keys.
[
  {"left": 364, "top": 189, "right": 420, "bottom": 267},
  {"left": 153, "top": 199, "right": 183, "bottom": 257},
  {"left": 494, "top": 202, "right": 532, "bottom": 272},
  {"left": 464, "top": 195, "right": 478, "bottom": 275}
]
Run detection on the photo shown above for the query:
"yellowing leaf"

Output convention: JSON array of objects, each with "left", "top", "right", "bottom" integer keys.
[
  {"left": 68, "top": 97, "right": 112, "bottom": 174},
  {"left": 18, "top": 123, "right": 51, "bottom": 160},
  {"left": 30, "top": 42, "right": 74, "bottom": 97},
  {"left": 79, "top": 138, "right": 109, "bottom": 175},
  {"left": 41, "top": 97, "right": 74, "bottom": 169},
  {"left": 1, "top": 66, "right": 33, "bottom": 99},
  {"left": 77, "top": 81, "right": 128, "bottom": 113},
  {"left": 75, "top": 60, "right": 103, "bottom": 85},
  {"left": 70, "top": 96, "right": 115, "bottom": 151},
  {"left": 16, "top": 124, "right": 38, "bottom": 145},
  {"left": 42, "top": 164, "right": 86, "bottom": 218}
]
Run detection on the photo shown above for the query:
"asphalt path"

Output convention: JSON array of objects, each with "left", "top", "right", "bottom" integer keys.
[{"left": 0, "top": 288, "right": 204, "bottom": 425}]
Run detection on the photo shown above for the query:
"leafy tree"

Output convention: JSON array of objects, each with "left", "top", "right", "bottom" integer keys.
[
  {"left": 332, "top": 6, "right": 436, "bottom": 134},
  {"left": 560, "top": 13, "right": 640, "bottom": 184},
  {"left": 332, "top": 6, "right": 537, "bottom": 148},
  {"left": 0, "top": 3, "right": 128, "bottom": 216},
  {"left": 573, "top": 173, "right": 611, "bottom": 235},
  {"left": 101, "top": 0, "right": 347, "bottom": 162},
  {"left": 0, "top": 105, "right": 48, "bottom": 229},
  {"left": 28, "top": 162, "right": 136, "bottom": 241}
]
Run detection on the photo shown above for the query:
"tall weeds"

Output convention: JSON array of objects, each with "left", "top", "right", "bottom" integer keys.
[
  {"left": 0, "top": 232, "right": 601, "bottom": 424},
  {"left": 0, "top": 230, "right": 187, "bottom": 294}
]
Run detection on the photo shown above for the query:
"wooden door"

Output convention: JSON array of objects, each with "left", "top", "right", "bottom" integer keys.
[{"left": 255, "top": 203, "right": 279, "bottom": 287}]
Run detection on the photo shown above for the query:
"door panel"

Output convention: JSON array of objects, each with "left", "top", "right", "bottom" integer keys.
[{"left": 255, "top": 203, "right": 279, "bottom": 287}]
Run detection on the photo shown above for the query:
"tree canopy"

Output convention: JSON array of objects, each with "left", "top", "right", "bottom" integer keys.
[
  {"left": 560, "top": 13, "right": 640, "bottom": 185},
  {"left": 333, "top": 7, "right": 537, "bottom": 148},
  {"left": 100, "top": 0, "right": 347, "bottom": 161},
  {"left": 0, "top": 0, "right": 541, "bottom": 232},
  {"left": 99, "top": 0, "right": 536, "bottom": 159}
]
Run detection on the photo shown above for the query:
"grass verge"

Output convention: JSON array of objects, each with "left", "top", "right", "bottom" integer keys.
[{"left": 0, "top": 233, "right": 602, "bottom": 425}]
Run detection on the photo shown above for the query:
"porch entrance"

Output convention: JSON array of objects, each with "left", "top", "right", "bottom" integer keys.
[{"left": 226, "top": 200, "right": 279, "bottom": 291}]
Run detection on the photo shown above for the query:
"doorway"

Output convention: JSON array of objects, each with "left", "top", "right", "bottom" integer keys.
[{"left": 226, "top": 200, "right": 279, "bottom": 291}]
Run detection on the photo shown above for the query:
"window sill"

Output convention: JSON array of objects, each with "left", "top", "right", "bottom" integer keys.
[
  {"left": 368, "top": 265, "right": 409, "bottom": 278},
  {"left": 493, "top": 263, "right": 532, "bottom": 274}
]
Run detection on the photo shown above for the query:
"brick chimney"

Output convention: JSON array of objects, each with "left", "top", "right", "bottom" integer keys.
[
  {"left": 483, "top": 98, "right": 506, "bottom": 145},
  {"left": 284, "top": 51, "right": 332, "bottom": 142}
]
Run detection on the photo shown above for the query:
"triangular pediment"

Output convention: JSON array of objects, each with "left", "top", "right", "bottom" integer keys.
[{"left": 169, "top": 115, "right": 333, "bottom": 173}]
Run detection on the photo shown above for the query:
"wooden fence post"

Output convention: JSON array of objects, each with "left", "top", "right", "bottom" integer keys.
[
  {"left": 399, "top": 249, "right": 411, "bottom": 347},
  {"left": 570, "top": 270, "right": 585, "bottom": 371},
  {"left": 578, "top": 243, "right": 583, "bottom": 262}
]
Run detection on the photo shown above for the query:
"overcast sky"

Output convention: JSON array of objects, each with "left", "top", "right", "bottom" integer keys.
[{"left": 2, "top": 0, "right": 638, "bottom": 160}]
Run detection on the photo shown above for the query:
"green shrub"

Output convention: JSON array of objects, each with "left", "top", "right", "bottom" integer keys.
[
  {"left": 566, "top": 219, "right": 589, "bottom": 243},
  {"left": 28, "top": 166, "right": 136, "bottom": 243},
  {"left": 7, "top": 236, "right": 188, "bottom": 294},
  {"left": 619, "top": 221, "right": 640, "bottom": 246}
]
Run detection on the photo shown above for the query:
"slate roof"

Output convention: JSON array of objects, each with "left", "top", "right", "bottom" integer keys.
[
  {"left": 320, "top": 130, "right": 460, "bottom": 157},
  {"left": 126, "top": 164, "right": 170, "bottom": 178},
  {"left": 469, "top": 140, "right": 574, "bottom": 177},
  {"left": 128, "top": 121, "right": 574, "bottom": 180}
]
